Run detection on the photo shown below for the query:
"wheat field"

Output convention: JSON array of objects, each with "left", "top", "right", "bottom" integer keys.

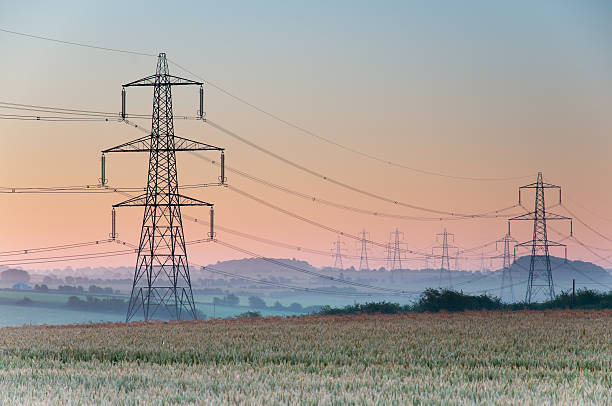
[{"left": 0, "top": 310, "right": 610, "bottom": 405}]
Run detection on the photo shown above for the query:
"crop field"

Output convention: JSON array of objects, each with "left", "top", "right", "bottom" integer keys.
[{"left": 0, "top": 311, "right": 610, "bottom": 405}]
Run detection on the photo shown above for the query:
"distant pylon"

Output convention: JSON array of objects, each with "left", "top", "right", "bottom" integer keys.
[
  {"left": 358, "top": 229, "right": 370, "bottom": 271},
  {"left": 479, "top": 251, "right": 486, "bottom": 272},
  {"left": 510, "top": 172, "right": 572, "bottom": 303},
  {"left": 331, "top": 237, "right": 346, "bottom": 269},
  {"left": 495, "top": 231, "right": 518, "bottom": 302},
  {"left": 390, "top": 229, "right": 404, "bottom": 270},
  {"left": 433, "top": 228, "right": 457, "bottom": 289},
  {"left": 385, "top": 242, "right": 393, "bottom": 270}
]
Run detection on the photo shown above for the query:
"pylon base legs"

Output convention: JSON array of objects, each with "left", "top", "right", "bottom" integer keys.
[{"left": 126, "top": 286, "right": 197, "bottom": 322}]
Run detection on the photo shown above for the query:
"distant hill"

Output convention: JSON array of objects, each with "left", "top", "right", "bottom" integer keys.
[{"left": 11, "top": 256, "right": 612, "bottom": 304}]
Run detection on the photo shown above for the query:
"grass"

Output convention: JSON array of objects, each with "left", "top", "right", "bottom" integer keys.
[{"left": 0, "top": 310, "right": 610, "bottom": 404}]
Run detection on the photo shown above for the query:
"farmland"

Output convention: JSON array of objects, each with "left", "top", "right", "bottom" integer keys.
[{"left": 0, "top": 310, "right": 610, "bottom": 404}]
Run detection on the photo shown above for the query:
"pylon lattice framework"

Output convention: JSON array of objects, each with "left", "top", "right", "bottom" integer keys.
[
  {"left": 390, "top": 228, "right": 404, "bottom": 270},
  {"left": 358, "top": 229, "right": 370, "bottom": 271},
  {"left": 433, "top": 228, "right": 456, "bottom": 289},
  {"left": 509, "top": 172, "right": 572, "bottom": 303},
  {"left": 103, "top": 53, "right": 225, "bottom": 322},
  {"left": 331, "top": 237, "right": 346, "bottom": 269},
  {"left": 492, "top": 230, "right": 517, "bottom": 302}
]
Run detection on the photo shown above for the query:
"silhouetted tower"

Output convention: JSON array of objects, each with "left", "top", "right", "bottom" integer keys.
[
  {"left": 454, "top": 251, "right": 459, "bottom": 272},
  {"left": 509, "top": 172, "right": 572, "bottom": 303},
  {"left": 358, "top": 229, "right": 370, "bottom": 271},
  {"left": 103, "top": 53, "right": 225, "bottom": 321},
  {"left": 494, "top": 230, "right": 518, "bottom": 302},
  {"left": 385, "top": 242, "right": 393, "bottom": 270},
  {"left": 331, "top": 237, "right": 346, "bottom": 269},
  {"left": 433, "top": 228, "right": 456, "bottom": 289},
  {"left": 390, "top": 229, "right": 404, "bottom": 270},
  {"left": 479, "top": 251, "right": 487, "bottom": 272}
]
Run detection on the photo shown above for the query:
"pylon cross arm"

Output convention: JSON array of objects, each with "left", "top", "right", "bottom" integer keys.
[
  {"left": 510, "top": 211, "right": 570, "bottom": 221},
  {"left": 123, "top": 74, "right": 202, "bottom": 87},
  {"left": 174, "top": 136, "right": 223, "bottom": 151},
  {"left": 103, "top": 135, "right": 151, "bottom": 153},
  {"left": 113, "top": 193, "right": 213, "bottom": 207},
  {"left": 515, "top": 240, "right": 566, "bottom": 248},
  {"left": 103, "top": 135, "right": 224, "bottom": 153},
  {"left": 519, "top": 183, "right": 560, "bottom": 189}
]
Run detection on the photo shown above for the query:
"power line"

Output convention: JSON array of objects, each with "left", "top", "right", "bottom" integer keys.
[
  {"left": 565, "top": 196, "right": 612, "bottom": 223},
  {"left": 201, "top": 265, "right": 382, "bottom": 297},
  {"left": 568, "top": 235, "right": 612, "bottom": 267},
  {"left": 205, "top": 120, "right": 521, "bottom": 218},
  {"left": 168, "top": 59, "right": 533, "bottom": 182},
  {"left": 0, "top": 114, "right": 114, "bottom": 122},
  {"left": 0, "top": 239, "right": 114, "bottom": 257},
  {"left": 225, "top": 184, "right": 503, "bottom": 263},
  {"left": 0, "top": 26, "right": 533, "bottom": 182},
  {"left": 0, "top": 27, "right": 156, "bottom": 57},
  {"left": 213, "top": 239, "right": 416, "bottom": 295},
  {"left": 0, "top": 182, "right": 222, "bottom": 194},
  {"left": 560, "top": 203, "right": 612, "bottom": 244},
  {"left": 192, "top": 152, "right": 521, "bottom": 222},
  {"left": 564, "top": 260, "right": 612, "bottom": 291},
  {"left": 0, "top": 248, "right": 137, "bottom": 267}
]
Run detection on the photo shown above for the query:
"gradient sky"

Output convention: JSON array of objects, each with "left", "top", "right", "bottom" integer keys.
[{"left": 1, "top": 0, "right": 612, "bottom": 271}]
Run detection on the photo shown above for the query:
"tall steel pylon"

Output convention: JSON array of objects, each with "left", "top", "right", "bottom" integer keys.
[
  {"left": 331, "top": 237, "right": 346, "bottom": 269},
  {"left": 103, "top": 53, "right": 225, "bottom": 321},
  {"left": 358, "top": 229, "right": 370, "bottom": 271},
  {"left": 433, "top": 228, "right": 456, "bottom": 289},
  {"left": 390, "top": 228, "right": 404, "bottom": 270},
  {"left": 509, "top": 172, "right": 572, "bottom": 303},
  {"left": 493, "top": 229, "right": 517, "bottom": 302}
]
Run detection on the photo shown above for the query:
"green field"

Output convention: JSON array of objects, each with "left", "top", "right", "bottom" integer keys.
[
  {"left": 0, "top": 289, "right": 307, "bottom": 327},
  {"left": 0, "top": 310, "right": 610, "bottom": 404}
]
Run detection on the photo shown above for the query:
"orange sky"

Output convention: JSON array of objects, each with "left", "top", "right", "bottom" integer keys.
[{"left": 1, "top": 1, "right": 612, "bottom": 271}]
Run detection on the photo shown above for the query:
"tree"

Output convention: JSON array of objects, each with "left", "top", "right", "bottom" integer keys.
[
  {"left": 287, "top": 302, "right": 303, "bottom": 312},
  {"left": 248, "top": 296, "right": 267, "bottom": 309},
  {"left": 0, "top": 269, "right": 30, "bottom": 283},
  {"left": 224, "top": 293, "right": 240, "bottom": 306}
]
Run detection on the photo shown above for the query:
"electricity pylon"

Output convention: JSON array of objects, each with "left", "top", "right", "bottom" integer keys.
[
  {"left": 103, "top": 53, "right": 225, "bottom": 321},
  {"left": 331, "top": 237, "right": 346, "bottom": 269},
  {"left": 509, "top": 172, "right": 572, "bottom": 303},
  {"left": 390, "top": 228, "right": 404, "bottom": 270},
  {"left": 492, "top": 230, "right": 517, "bottom": 302},
  {"left": 358, "top": 229, "right": 370, "bottom": 271},
  {"left": 433, "top": 228, "right": 457, "bottom": 289},
  {"left": 385, "top": 242, "right": 393, "bottom": 270}
]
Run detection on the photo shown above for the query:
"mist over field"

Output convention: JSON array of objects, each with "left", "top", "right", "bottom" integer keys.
[{"left": 1, "top": 256, "right": 610, "bottom": 327}]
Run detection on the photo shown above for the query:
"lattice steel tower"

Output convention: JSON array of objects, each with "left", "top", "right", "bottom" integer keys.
[
  {"left": 358, "top": 229, "right": 370, "bottom": 271},
  {"left": 509, "top": 172, "right": 572, "bottom": 303},
  {"left": 103, "top": 53, "right": 225, "bottom": 321},
  {"left": 390, "top": 229, "right": 404, "bottom": 270},
  {"left": 494, "top": 230, "right": 517, "bottom": 302},
  {"left": 433, "top": 228, "right": 456, "bottom": 289},
  {"left": 331, "top": 237, "right": 346, "bottom": 269}
]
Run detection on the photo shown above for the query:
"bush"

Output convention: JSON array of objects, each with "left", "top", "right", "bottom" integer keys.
[
  {"left": 236, "top": 311, "right": 262, "bottom": 318},
  {"left": 413, "top": 289, "right": 503, "bottom": 313},
  {"left": 318, "top": 301, "right": 407, "bottom": 316},
  {"left": 213, "top": 294, "right": 240, "bottom": 306}
]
